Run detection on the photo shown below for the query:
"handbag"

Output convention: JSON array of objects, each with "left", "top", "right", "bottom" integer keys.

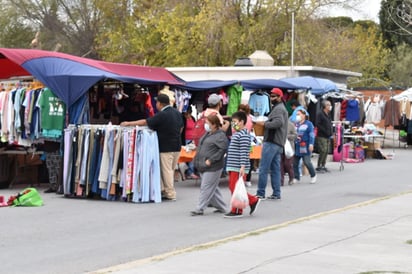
[
  {"left": 230, "top": 177, "right": 249, "bottom": 209},
  {"left": 284, "top": 139, "right": 294, "bottom": 159}
]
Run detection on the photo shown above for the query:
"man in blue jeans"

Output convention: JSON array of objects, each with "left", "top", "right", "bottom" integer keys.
[{"left": 255, "top": 88, "right": 288, "bottom": 200}]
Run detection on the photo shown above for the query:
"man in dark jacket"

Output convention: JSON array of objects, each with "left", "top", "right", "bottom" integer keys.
[
  {"left": 316, "top": 100, "right": 333, "bottom": 172},
  {"left": 120, "top": 94, "right": 183, "bottom": 201},
  {"left": 255, "top": 88, "right": 288, "bottom": 200}
]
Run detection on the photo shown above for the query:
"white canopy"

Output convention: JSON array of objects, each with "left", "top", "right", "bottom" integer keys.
[{"left": 393, "top": 88, "right": 412, "bottom": 101}]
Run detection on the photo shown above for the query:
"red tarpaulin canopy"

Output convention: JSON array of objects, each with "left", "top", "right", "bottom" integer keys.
[{"left": 0, "top": 48, "right": 184, "bottom": 106}]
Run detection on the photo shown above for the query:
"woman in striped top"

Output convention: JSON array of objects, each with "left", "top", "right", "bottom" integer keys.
[{"left": 225, "top": 111, "right": 261, "bottom": 218}]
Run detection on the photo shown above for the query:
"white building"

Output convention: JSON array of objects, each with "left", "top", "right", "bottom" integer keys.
[{"left": 167, "top": 65, "right": 362, "bottom": 89}]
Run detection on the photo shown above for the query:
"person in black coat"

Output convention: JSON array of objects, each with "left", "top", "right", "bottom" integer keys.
[{"left": 316, "top": 100, "right": 333, "bottom": 172}]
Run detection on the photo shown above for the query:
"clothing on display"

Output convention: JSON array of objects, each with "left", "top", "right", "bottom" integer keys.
[
  {"left": 0, "top": 85, "right": 66, "bottom": 146},
  {"left": 62, "top": 125, "right": 161, "bottom": 203}
]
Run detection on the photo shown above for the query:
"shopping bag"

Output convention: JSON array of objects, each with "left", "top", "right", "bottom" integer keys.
[
  {"left": 230, "top": 177, "right": 249, "bottom": 209},
  {"left": 8, "top": 188, "right": 43, "bottom": 207},
  {"left": 284, "top": 139, "right": 294, "bottom": 159}
]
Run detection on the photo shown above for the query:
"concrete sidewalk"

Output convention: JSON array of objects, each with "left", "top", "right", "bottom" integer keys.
[{"left": 92, "top": 191, "right": 412, "bottom": 274}]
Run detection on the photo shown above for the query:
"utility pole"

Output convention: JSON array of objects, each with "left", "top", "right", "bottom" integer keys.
[{"left": 291, "top": 11, "right": 295, "bottom": 77}]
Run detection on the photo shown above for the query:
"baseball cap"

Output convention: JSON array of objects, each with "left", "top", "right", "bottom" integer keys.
[
  {"left": 271, "top": 88, "right": 283, "bottom": 97},
  {"left": 156, "top": 93, "right": 170, "bottom": 105},
  {"left": 208, "top": 94, "right": 222, "bottom": 106}
]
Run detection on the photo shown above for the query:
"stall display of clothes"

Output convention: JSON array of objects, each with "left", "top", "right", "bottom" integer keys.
[
  {"left": 0, "top": 86, "right": 66, "bottom": 146},
  {"left": 62, "top": 124, "right": 161, "bottom": 203},
  {"left": 248, "top": 90, "right": 271, "bottom": 116}
]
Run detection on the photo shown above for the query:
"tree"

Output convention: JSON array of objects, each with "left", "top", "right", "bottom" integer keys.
[
  {"left": 379, "top": 0, "right": 412, "bottom": 49},
  {"left": 388, "top": 43, "right": 412, "bottom": 88},
  {"left": 0, "top": 1, "right": 36, "bottom": 48},
  {"left": 7, "top": 0, "right": 102, "bottom": 57}
]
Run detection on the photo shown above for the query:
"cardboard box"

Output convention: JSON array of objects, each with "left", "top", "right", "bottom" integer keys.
[{"left": 364, "top": 142, "right": 381, "bottom": 150}]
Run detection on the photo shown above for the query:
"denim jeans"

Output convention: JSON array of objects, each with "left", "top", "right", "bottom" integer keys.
[
  {"left": 293, "top": 154, "right": 316, "bottom": 179},
  {"left": 257, "top": 142, "right": 283, "bottom": 198},
  {"left": 185, "top": 140, "right": 195, "bottom": 175}
]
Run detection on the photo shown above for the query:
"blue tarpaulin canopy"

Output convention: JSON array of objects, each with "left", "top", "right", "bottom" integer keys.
[
  {"left": 179, "top": 79, "right": 302, "bottom": 91},
  {"left": 280, "top": 76, "right": 338, "bottom": 95},
  {"left": 240, "top": 79, "right": 302, "bottom": 90},
  {"left": 177, "top": 80, "right": 238, "bottom": 91},
  {"left": 0, "top": 48, "right": 184, "bottom": 106}
]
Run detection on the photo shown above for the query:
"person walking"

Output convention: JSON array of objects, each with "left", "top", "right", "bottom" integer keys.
[
  {"left": 237, "top": 104, "right": 254, "bottom": 186},
  {"left": 316, "top": 100, "right": 333, "bottom": 173},
  {"left": 224, "top": 111, "right": 260, "bottom": 218},
  {"left": 120, "top": 93, "right": 183, "bottom": 201},
  {"left": 293, "top": 109, "right": 317, "bottom": 184},
  {"left": 281, "top": 120, "right": 297, "bottom": 186},
  {"left": 255, "top": 88, "right": 288, "bottom": 200},
  {"left": 190, "top": 115, "right": 228, "bottom": 216}
]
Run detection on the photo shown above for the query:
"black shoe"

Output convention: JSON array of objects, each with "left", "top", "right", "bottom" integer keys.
[
  {"left": 256, "top": 195, "right": 266, "bottom": 200},
  {"left": 190, "top": 210, "right": 203, "bottom": 216},
  {"left": 322, "top": 167, "right": 330, "bottom": 172},
  {"left": 213, "top": 208, "right": 226, "bottom": 213},
  {"left": 162, "top": 196, "right": 176, "bottom": 202},
  {"left": 224, "top": 212, "right": 243, "bottom": 218},
  {"left": 44, "top": 188, "right": 56, "bottom": 193},
  {"left": 250, "top": 198, "right": 261, "bottom": 215},
  {"left": 315, "top": 167, "right": 324, "bottom": 173},
  {"left": 267, "top": 195, "right": 281, "bottom": 200}
]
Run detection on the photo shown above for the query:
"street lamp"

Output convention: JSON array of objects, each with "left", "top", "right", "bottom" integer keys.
[{"left": 291, "top": 11, "right": 295, "bottom": 77}]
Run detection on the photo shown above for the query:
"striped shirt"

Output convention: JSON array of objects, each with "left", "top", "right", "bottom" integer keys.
[{"left": 226, "top": 128, "right": 251, "bottom": 173}]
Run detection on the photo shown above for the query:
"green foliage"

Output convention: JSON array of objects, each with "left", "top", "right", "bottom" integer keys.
[
  {"left": 0, "top": 0, "right": 402, "bottom": 87},
  {"left": 321, "top": 16, "right": 354, "bottom": 29},
  {"left": 388, "top": 43, "right": 412, "bottom": 88},
  {"left": 0, "top": 1, "right": 35, "bottom": 48},
  {"left": 379, "top": 0, "right": 412, "bottom": 49}
]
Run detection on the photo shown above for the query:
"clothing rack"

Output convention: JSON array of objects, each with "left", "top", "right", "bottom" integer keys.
[{"left": 63, "top": 124, "right": 161, "bottom": 203}]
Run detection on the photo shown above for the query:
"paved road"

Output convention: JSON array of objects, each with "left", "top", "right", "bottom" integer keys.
[{"left": 1, "top": 145, "right": 410, "bottom": 274}]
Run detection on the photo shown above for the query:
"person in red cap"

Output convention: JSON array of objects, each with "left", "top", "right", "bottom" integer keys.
[{"left": 255, "top": 88, "right": 288, "bottom": 200}]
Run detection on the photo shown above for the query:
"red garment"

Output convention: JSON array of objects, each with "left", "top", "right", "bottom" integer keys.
[
  {"left": 340, "top": 100, "right": 347, "bottom": 121},
  {"left": 228, "top": 171, "right": 258, "bottom": 214},
  {"left": 126, "top": 129, "right": 136, "bottom": 194},
  {"left": 185, "top": 118, "right": 196, "bottom": 140}
]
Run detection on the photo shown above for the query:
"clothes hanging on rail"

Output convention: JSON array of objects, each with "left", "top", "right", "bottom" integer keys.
[
  {"left": 248, "top": 90, "right": 270, "bottom": 116},
  {"left": 62, "top": 125, "right": 161, "bottom": 203},
  {"left": 0, "top": 87, "right": 66, "bottom": 145}
]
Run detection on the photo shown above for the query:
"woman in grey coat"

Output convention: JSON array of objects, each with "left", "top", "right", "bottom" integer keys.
[{"left": 191, "top": 114, "right": 228, "bottom": 216}]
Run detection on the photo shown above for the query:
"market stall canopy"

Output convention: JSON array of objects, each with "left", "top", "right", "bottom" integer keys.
[
  {"left": 240, "top": 79, "right": 302, "bottom": 90},
  {"left": 393, "top": 88, "right": 412, "bottom": 101},
  {"left": 280, "top": 76, "right": 338, "bottom": 95},
  {"left": 0, "top": 48, "right": 183, "bottom": 106},
  {"left": 178, "top": 78, "right": 302, "bottom": 91},
  {"left": 178, "top": 80, "right": 238, "bottom": 91}
]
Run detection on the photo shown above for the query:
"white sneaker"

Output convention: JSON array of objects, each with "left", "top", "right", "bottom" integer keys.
[
  {"left": 310, "top": 175, "right": 317, "bottom": 184},
  {"left": 292, "top": 178, "right": 299, "bottom": 184}
]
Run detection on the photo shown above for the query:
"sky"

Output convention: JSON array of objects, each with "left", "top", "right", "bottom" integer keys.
[{"left": 325, "top": 0, "right": 381, "bottom": 23}]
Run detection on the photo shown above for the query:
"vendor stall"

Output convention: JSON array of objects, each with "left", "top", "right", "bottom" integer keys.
[{"left": 0, "top": 48, "right": 184, "bottom": 192}]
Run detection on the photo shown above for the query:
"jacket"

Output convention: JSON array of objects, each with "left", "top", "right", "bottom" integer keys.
[
  {"left": 194, "top": 129, "right": 228, "bottom": 173},
  {"left": 316, "top": 110, "right": 333, "bottom": 138},
  {"left": 263, "top": 101, "right": 288, "bottom": 147},
  {"left": 294, "top": 120, "right": 315, "bottom": 156}
]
